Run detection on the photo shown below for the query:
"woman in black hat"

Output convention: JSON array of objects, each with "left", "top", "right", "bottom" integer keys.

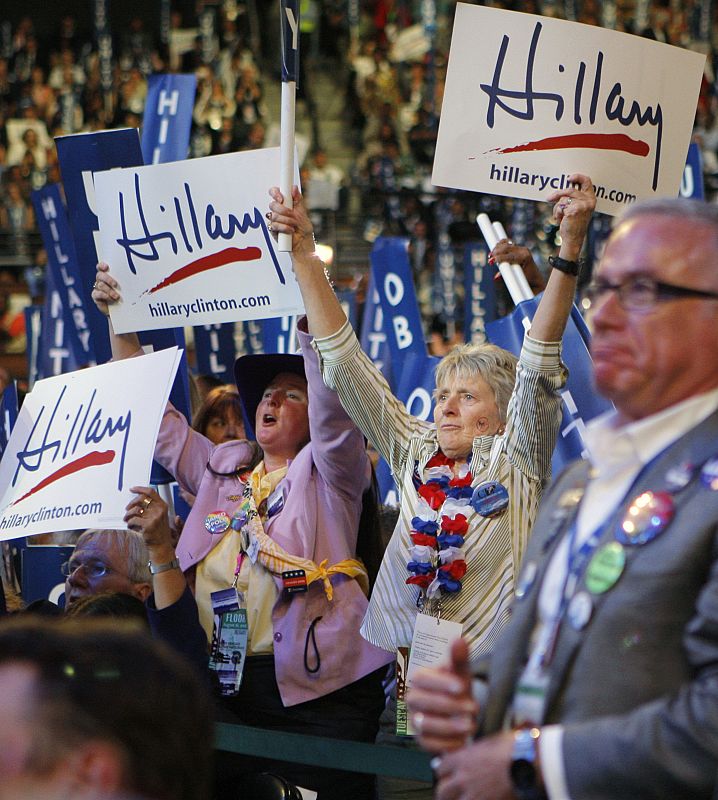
[{"left": 92, "top": 264, "right": 393, "bottom": 799}]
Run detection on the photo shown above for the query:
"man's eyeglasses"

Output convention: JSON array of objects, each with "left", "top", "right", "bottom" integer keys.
[
  {"left": 60, "top": 559, "right": 113, "bottom": 579},
  {"left": 584, "top": 276, "right": 718, "bottom": 312}
]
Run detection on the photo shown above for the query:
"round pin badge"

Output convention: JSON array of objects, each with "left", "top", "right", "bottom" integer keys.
[
  {"left": 615, "top": 490, "right": 674, "bottom": 546},
  {"left": 585, "top": 541, "right": 625, "bottom": 594},
  {"left": 664, "top": 462, "right": 693, "bottom": 491},
  {"left": 470, "top": 481, "right": 509, "bottom": 518},
  {"left": 204, "top": 511, "right": 231, "bottom": 535},
  {"left": 567, "top": 591, "right": 593, "bottom": 630},
  {"left": 515, "top": 561, "right": 537, "bottom": 599},
  {"left": 558, "top": 488, "right": 585, "bottom": 509},
  {"left": 701, "top": 458, "right": 718, "bottom": 491}
]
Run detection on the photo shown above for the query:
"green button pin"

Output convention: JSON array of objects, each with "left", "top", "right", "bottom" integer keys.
[{"left": 585, "top": 542, "right": 625, "bottom": 594}]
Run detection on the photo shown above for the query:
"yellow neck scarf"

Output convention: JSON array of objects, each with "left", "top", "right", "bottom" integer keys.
[{"left": 240, "top": 464, "right": 369, "bottom": 600}]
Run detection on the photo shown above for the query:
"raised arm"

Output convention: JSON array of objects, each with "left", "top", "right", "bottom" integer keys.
[
  {"left": 529, "top": 172, "right": 595, "bottom": 342},
  {"left": 268, "top": 186, "right": 348, "bottom": 340},
  {"left": 91, "top": 260, "right": 213, "bottom": 496},
  {"left": 91, "top": 261, "right": 141, "bottom": 360},
  {"left": 269, "top": 187, "right": 431, "bottom": 477}
]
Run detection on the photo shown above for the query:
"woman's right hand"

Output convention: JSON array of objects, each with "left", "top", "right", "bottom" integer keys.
[
  {"left": 268, "top": 186, "right": 317, "bottom": 262},
  {"left": 91, "top": 262, "right": 121, "bottom": 317}
]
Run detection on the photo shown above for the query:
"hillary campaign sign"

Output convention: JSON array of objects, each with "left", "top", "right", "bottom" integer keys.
[
  {"left": 194, "top": 323, "right": 237, "bottom": 383},
  {"left": 681, "top": 142, "right": 705, "bottom": 200},
  {"left": 463, "top": 242, "right": 498, "bottom": 344},
  {"left": 433, "top": 4, "right": 705, "bottom": 215},
  {"left": 141, "top": 74, "right": 197, "bottom": 166},
  {"left": 38, "top": 264, "right": 82, "bottom": 379},
  {"left": 360, "top": 273, "right": 394, "bottom": 389},
  {"left": 55, "top": 128, "right": 192, "bottom": 484},
  {"left": 0, "top": 384, "right": 18, "bottom": 462},
  {"left": 32, "top": 184, "right": 96, "bottom": 369},
  {"left": 370, "top": 238, "right": 427, "bottom": 365},
  {"left": 94, "top": 147, "right": 304, "bottom": 333},
  {"left": 0, "top": 348, "right": 181, "bottom": 541},
  {"left": 56, "top": 128, "right": 145, "bottom": 364}
]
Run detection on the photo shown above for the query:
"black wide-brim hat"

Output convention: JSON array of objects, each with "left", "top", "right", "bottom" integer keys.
[{"left": 233, "top": 353, "right": 306, "bottom": 440}]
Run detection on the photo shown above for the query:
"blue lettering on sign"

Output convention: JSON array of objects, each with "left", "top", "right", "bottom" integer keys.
[
  {"left": 116, "top": 174, "right": 285, "bottom": 284},
  {"left": 13, "top": 386, "right": 132, "bottom": 491},
  {"left": 480, "top": 21, "right": 664, "bottom": 189}
]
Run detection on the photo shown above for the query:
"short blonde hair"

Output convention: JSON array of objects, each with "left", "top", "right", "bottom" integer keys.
[{"left": 434, "top": 343, "right": 518, "bottom": 424}]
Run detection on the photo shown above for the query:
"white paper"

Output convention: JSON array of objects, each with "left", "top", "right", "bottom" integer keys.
[
  {"left": 95, "top": 147, "right": 305, "bottom": 333},
  {"left": 433, "top": 4, "right": 706, "bottom": 215},
  {"left": 406, "top": 613, "right": 463, "bottom": 681},
  {"left": 0, "top": 348, "right": 181, "bottom": 539}
]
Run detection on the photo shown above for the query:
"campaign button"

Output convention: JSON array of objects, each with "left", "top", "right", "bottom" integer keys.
[
  {"left": 558, "top": 488, "right": 584, "bottom": 509},
  {"left": 470, "top": 481, "right": 509, "bottom": 517},
  {"left": 701, "top": 458, "right": 718, "bottom": 491},
  {"left": 615, "top": 490, "right": 674, "bottom": 546},
  {"left": 205, "top": 511, "right": 231, "bottom": 535},
  {"left": 567, "top": 591, "right": 593, "bottom": 630},
  {"left": 664, "top": 462, "right": 693, "bottom": 491},
  {"left": 515, "top": 561, "right": 537, "bottom": 599},
  {"left": 585, "top": 541, "right": 625, "bottom": 594}
]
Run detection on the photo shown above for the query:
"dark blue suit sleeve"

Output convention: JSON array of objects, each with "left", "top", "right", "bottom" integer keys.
[{"left": 146, "top": 586, "right": 209, "bottom": 679}]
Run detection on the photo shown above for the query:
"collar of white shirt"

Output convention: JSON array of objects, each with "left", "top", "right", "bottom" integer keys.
[{"left": 585, "top": 386, "right": 718, "bottom": 479}]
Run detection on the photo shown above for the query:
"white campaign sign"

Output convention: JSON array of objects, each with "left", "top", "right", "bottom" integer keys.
[
  {"left": 433, "top": 4, "right": 706, "bottom": 215},
  {"left": 95, "top": 147, "right": 305, "bottom": 333},
  {"left": 0, "top": 348, "right": 182, "bottom": 540}
]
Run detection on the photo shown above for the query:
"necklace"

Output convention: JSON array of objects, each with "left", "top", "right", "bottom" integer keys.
[{"left": 406, "top": 452, "right": 472, "bottom": 599}]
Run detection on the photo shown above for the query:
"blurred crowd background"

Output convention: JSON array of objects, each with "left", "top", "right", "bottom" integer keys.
[{"left": 0, "top": 0, "right": 715, "bottom": 387}]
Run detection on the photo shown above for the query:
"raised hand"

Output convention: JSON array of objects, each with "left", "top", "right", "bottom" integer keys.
[{"left": 91, "top": 262, "right": 121, "bottom": 317}]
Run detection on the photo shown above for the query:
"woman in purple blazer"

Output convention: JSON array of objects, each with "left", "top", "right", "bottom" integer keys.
[{"left": 92, "top": 264, "right": 393, "bottom": 799}]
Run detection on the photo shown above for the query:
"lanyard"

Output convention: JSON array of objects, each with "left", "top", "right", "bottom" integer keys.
[
  {"left": 539, "top": 442, "right": 676, "bottom": 665},
  {"left": 540, "top": 519, "right": 606, "bottom": 667}
]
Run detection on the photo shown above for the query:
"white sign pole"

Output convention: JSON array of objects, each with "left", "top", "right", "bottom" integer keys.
[
  {"left": 476, "top": 213, "right": 524, "bottom": 304},
  {"left": 279, "top": 82, "right": 296, "bottom": 253},
  {"left": 279, "top": 0, "right": 300, "bottom": 252},
  {"left": 492, "top": 220, "right": 533, "bottom": 300}
]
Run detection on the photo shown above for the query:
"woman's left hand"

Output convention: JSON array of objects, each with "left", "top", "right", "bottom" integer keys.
[
  {"left": 490, "top": 238, "right": 546, "bottom": 293},
  {"left": 547, "top": 173, "right": 596, "bottom": 258}
]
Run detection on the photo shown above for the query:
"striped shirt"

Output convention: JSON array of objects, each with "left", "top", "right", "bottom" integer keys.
[{"left": 313, "top": 321, "right": 567, "bottom": 663}]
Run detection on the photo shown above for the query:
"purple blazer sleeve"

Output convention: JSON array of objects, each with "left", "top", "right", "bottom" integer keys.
[
  {"left": 297, "top": 318, "right": 370, "bottom": 499},
  {"left": 154, "top": 402, "right": 214, "bottom": 497}
]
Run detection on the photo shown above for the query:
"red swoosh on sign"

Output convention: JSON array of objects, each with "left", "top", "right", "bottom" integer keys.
[
  {"left": 12, "top": 450, "right": 116, "bottom": 506},
  {"left": 489, "top": 133, "right": 650, "bottom": 157},
  {"left": 147, "top": 246, "right": 262, "bottom": 294}
]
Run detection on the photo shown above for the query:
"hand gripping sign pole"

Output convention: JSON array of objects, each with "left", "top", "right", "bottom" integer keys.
[
  {"left": 492, "top": 220, "right": 534, "bottom": 302},
  {"left": 279, "top": 0, "right": 300, "bottom": 252},
  {"left": 476, "top": 213, "right": 533, "bottom": 303}
]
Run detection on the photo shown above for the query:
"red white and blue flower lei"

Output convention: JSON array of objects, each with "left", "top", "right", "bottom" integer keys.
[{"left": 406, "top": 452, "right": 472, "bottom": 599}]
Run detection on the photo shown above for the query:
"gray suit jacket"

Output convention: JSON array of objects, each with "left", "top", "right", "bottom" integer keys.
[{"left": 481, "top": 410, "right": 718, "bottom": 799}]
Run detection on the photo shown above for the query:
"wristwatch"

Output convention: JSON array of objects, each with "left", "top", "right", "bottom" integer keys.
[
  {"left": 148, "top": 557, "right": 181, "bottom": 575},
  {"left": 509, "top": 727, "right": 547, "bottom": 800},
  {"left": 548, "top": 255, "right": 582, "bottom": 276}
]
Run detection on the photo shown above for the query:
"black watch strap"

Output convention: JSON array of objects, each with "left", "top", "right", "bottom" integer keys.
[
  {"left": 509, "top": 728, "right": 548, "bottom": 800},
  {"left": 548, "top": 255, "right": 582, "bottom": 276}
]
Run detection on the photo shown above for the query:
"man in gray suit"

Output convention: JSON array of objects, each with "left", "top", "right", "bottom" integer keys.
[{"left": 407, "top": 197, "right": 718, "bottom": 800}]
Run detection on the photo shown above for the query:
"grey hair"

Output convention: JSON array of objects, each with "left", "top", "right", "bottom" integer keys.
[
  {"left": 618, "top": 197, "right": 718, "bottom": 242},
  {"left": 434, "top": 343, "right": 518, "bottom": 424},
  {"left": 76, "top": 529, "right": 151, "bottom": 584}
]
